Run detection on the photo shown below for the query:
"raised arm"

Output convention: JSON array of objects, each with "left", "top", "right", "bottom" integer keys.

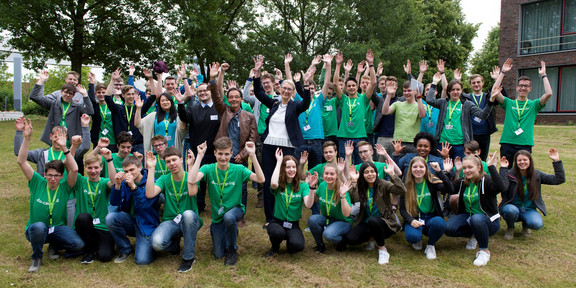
[
  {"left": 189, "top": 142, "right": 207, "bottom": 184},
  {"left": 284, "top": 53, "right": 293, "bottom": 81},
  {"left": 145, "top": 151, "right": 162, "bottom": 199},
  {"left": 538, "top": 61, "right": 553, "bottom": 106},
  {"left": 436, "top": 60, "right": 448, "bottom": 99},
  {"left": 247, "top": 142, "right": 265, "bottom": 183},
  {"left": 321, "top": 54, "right": 333, "bottom": 100},
  {"left": 365, "top": 49, "right": 377, "bottom": 100},
  {"left": 17, "top": 118, "right": 35, "bottom": 181},
  {"left": 417, "top": 60, "right": 427, "bottom": 83},
  {"left": 332, "top": 51, "right": 344, "bottom": 100},
  {"left": 106, "top": 68, "right": 122, "bottom": 96},
  {"left": 491, "top": 58, "right": 513, "bottom": 104},
  {"left": 100, "top": 148, "right": 116, "bottom": 188},
  {"left": 270, "top": 148, "right": 283, "bottom": 189},
  {"left": 52, "top": 129, "right": 78, "bottom": 188},
  {"left": 218, "top": 63, "right": 229, "bottom": 98},
  {"left": 339, "top": 180, "right": 353, "bottom": 217}
]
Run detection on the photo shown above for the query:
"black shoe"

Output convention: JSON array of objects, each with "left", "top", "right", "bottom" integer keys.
[
  {"left": 262, "top": 223, "right": 269, "bottom": 230},
  {"left": 264, "top": 249, "right": 276, "bottom": 258},
  {"left": 314, "top": 244, "right": 326, "bottom": 253},
  {"left": 225, "top": 250, "right": 239, "bottom": 266},
  {"left": 81, "top": 252, "right": 95, "bottom": 264},
  {"left": 177, "top": 258, "right": 195, "bottom": 273},
  {"left": 170, "top": 244, "right": 181, "bottom": 256},
  {"left": 335, "top": 241, "right": 347, "bottom": 252}
]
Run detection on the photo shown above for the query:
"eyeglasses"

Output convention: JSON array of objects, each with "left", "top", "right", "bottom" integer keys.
[
  {"left": 45, "top": 174, "right": 63, "bottom": 179},
  {"left": 281, "top": 87, "right": 294, "bottom": 92},
  {"left": 517, "top": 84, "right": 531, "bottom": 88},
  {"left": 153, "top": 143, "right": 166, "bottom": 148}
]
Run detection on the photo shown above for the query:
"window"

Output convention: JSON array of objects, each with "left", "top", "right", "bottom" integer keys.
[
  {"left": 519, "top": 66, "right": 576, "bottom": 112},
  {"left": 520, "top": 0, "right": 576, "bottom": 54}
]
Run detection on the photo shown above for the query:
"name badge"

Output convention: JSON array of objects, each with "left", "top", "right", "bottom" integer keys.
[
  {"left": 102, "top": 128, "right": 109, "bottom": 135},
  {"left": 48, "top": 227, "right": 55, "bottom": 234},
  {"left": 418, "top": 218, "right": 426, "bottom": 225},
  {"left": 515, "top": 128, "right": 524, "bottom": 136},
  {"left": 445, "top": 124, "right": 453, "bottom": 130},
  {"left": 303, "top": 125, "right": 311, "bottom": 131},
  {"left": 210, "top": 115, "right": 219, "bottom": 121},
  {"left": 266, "top": 108, "right": 270, "bottom": 113},
  {"left": 127, "top": 130, "right": 133, "bottom": 135},
  {"left": 325, "top": 106, "right": 333, "bottom": 111},
  {"left": 166, "top": 135, "right": 172, "bottom": 141},
  {"left": 93, "top": 218, "right": 101, "bottom": 225},
  {"left": 283, "top": 221, "right": 293, "bottom": 229},
  {"left": 473, "top": 117, "right": 482, "bottom": 123},
  {"left": 218, "top": 206, "right": 225, "bottom": 215},
  {"left": 347, "top": 122, "right": 354, "bottom": 127},
  {"left": 173, "top": 214, "right": 182, "bottom": 224},
  {"left": 426, "top": 122, "right": 434, "bottom": 128}
]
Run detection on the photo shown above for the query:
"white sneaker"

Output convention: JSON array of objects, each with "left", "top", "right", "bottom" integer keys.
[
  {"left": 412, "top": 240, "right": 423, "bottom": 251},
  {"left": 424, "top": 245, "right": 436, "bottom": 260},
  {"left": 304, "top": 227, "right": 311, "bottom": 233},
  {"left": 365, "top": 240, "right": 376, "bottom": 251},
  {"left": 378, "top": 249, "right": 390, "bottom": 265},
  {"left": 466, "top": 236, "right": 477, "bottom": 250},
  {"left": 473, "top": 250, "right": 490, "bottom": 266}
]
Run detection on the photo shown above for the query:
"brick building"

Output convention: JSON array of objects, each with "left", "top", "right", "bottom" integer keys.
[{"left": 500, "top": 0, "right": 576, "bottom": 123}]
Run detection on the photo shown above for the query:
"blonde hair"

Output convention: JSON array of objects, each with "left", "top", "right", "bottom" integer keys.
[
  {"left": 323, "top": 163, "right": 341, "bottom": 203},
  {"left": 404, "top": 156, "right": 441, "bottom": 217},
  {"left": 462, "top": 155, "right": 484, "bottom": 186}
]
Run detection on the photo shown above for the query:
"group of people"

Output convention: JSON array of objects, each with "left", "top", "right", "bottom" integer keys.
[{"left": 15, "top": 51, "right": 565, "bottom": 273}]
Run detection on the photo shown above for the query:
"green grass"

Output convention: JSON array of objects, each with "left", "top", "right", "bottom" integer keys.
[{"left": 1, "top": 119, "right": 575, "bottom": 287}]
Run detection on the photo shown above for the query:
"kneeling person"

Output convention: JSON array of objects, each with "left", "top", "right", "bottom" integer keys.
[{"left": 147, "top": 147, "right": 203, "bottom": 273}]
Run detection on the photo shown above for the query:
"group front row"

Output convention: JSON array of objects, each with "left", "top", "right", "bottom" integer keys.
[{"left": 17, "top": 119, "right": 564, "bottom": 273}]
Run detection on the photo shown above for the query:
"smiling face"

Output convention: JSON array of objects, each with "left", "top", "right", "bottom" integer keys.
[
  {"left": 65, "top": 74, "right": 78, "bottom": 86},
  {"left": 61, "top": 89, "right": 75, "bottom": 103},
  {"left": 411, "top": 160, "right": 427, "bottom": 180},
  {"left": 45, "top": 169, "right": 63, "bottom": 189},
  {"left": 227, "top": 90, "right": 242, "bottom": 111},
  {"left": 416, "top": 138, "right": 432, "bottom": 158},
  {"left": 449, "top": 83, "right": 462, "bottom": 101},
  {"left": 123, "top": 87, "right": 136, "bottom": 104},
  {"left": 345, "top": 79, "right": 358, "bottom": 95},
  {"left": 164, "top": 79, "right": 176, "bottom": 94},
  {"left": 214, "top": 148, "right": 232, "bottom": 166},
  {"left": 360, "top": 78, "right": 370, "bottom": 92},
  {"left": 516, "top": 79, "right": 532, "bottom": 99},
  {"left": 363, "top": 166, "right": 377, "bottom": 185},
  {"left": 85, "top": 161, "right": 103, "bottom": 181},
  {"left": 515, "top": 154, "right": 531, "bottom": 171},
  {"left": 164, "top": 155, "right": 182, "bottom": 174},
  {"left": 403, "top": 87, "right": 415, "bottom": 101},
  {"left": 96, "top": 88, "right": 106, "bottom": 101},
  {"left": 197, "top": 84, "right": 211, "bottom": 103},
  {"left": 280, "top": 82, "right": 295, "bottom": 103},
  {"left": 262, "top": 78, "right": 275, "bottom": 95},
  {"left": 323, "top": 146, "right": 336, "bottom": 163},
  {"left": 462, "top": 159, "right": 481, "bottom": 180},
  {"left": 117, "top": 142, "right": 132, "bottom": 159},
  {"left": 159, "top": 95, "right": 172, "bottom": 112},
  {"left": 284, "top": 159, "right": 297, "bottom": 180},
  {"left": 323, "top": 166, "right": 338, "bottom": 185},
  {"left": 470, "top": 77, "right": 484, "bottom": 94}
]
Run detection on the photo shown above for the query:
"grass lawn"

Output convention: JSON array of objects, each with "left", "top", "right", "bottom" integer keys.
[{"left": 0, "top": 118, "right": 574, "bottom": 287}]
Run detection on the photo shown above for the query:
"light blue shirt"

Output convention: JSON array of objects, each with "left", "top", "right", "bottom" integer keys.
[{"left": 297, "top": 93, "right": 325, "bottom": 140}]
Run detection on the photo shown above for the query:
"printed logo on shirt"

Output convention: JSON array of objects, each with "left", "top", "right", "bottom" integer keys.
[
  {"left": 210, "top": 180, "right": 236, "bottom": 187},
  {"left": 37, "top": 199, "right": 59, "bottom": 206}
]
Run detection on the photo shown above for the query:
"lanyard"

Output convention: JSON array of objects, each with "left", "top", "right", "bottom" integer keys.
[
  {"left": 515, "top": 100, "right": 528, "bottom": 128},
  {"left": 61, "top": 102, "right": 71, "bottom": 126},
  {"left": 156, "top": 155, "right": 167, "bottom": 174},
  {"left": 164, "top": 119, "right": 170, "bottom": 136},
  {"left": 472, "top": 93, "right": 483, "bottom": 107},
  {"left": 87, "top": 180, "right": 100, "bottom": 215},
  {"left": 171, "top": 174, "right": 186, "bottom": 213},
  {"left": 347, "top": 96, "right": 358, "bottom": 122},
  {"left": 426, "top": 103, "right": 433, "bottom": 123},
  {"left": 215, "top": 165, "right": 230, "bottom": 206},
  {"left": 324, "top": 186, "right": 334, "bottom": 225},
  {"left": 367, "top": 188, "right": 374, "bottom": 213},
  {"left": 125, "top": 105, "right": 134, "bottom": 130},
  {"left": 99, "top": 104, "right": 109, "bottom": 120},
  {"left": 447, "top": 100, "right": 460, "bottom": 125},
  {"left": 48, "top": 148, "right": 63, "bottom": 161},
  {"left": 416, "top": 182, "right": 426, "bottom": 217},
  {"left": 465, "top": 183, "right": 478, "bottom": 213},
  {"left": 46, "top": 184, "right": 60, "bottom": 226},
  {"left": 305, "top": 98, "right": 315, "bottom": 124},
  {"left": 284, "top": 185, "right": 294, "bottom": 214}
]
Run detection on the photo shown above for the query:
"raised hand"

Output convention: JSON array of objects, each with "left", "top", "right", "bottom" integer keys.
[
  {"left": 454, "top": 156, "right": 462, "bottom": 171},
  {"left": 306, "top": 171, "right": 319, "bottom": 188},
  {"left": 133, "top": 151, "right": 143, "bottom": 161},
  {"left": 293, "top": 72, "right": 301, "bottom": 82},
  {"left": 538, "top": 61, "right": 547, "bottom": 76},
  {"left": 275, "top": 148, "right": 284, "bottom": 162},
  {"left": 299, "top": 150, "right": 307, "bottom": 166},
  {"left": 345, "top": 140, "right": 354, "bottom": 157},
  {"left": 365, "top": 49, "right": 374, "bottom": 65},
  {"left": 227, "top": 80, "right": 238, "bottom": 89},
  {"left": 335, "top": 51, "right": 344, "bottom": 65},
  {"left": 38, "top": 70, "right": 49, "bottom": 84},
  {"left": 392, "top": 138, "right": 405, "bottom": 155},
  {"left": 71, "top": 135, "right": 82, "bottom": 148},
  {"left": 15, "top": 116, "right": 26, "bottom": 131},
  {"left": 189, "top": 67, "right": 199, "bottom": 80},
  {"left": 377, "top": 62, "right": 384, "bottom": 76},
  {"left": 173, "top": 88, "right": 186, "bottom": 103},
  {"left": 437, "top": 142, "right": 452, "bottom": 159},
  {"left": 322, "top": 54, "right": 333, "bottom": 64},
  {"left": 98, "top": 137, "right": 110, "bottom": 148},
  {"left": 453, "top": 68, "right": 462, "bottom": 81},
  {"left": 209, "top": 62, "right": 220, "bottom": 80},
  {"left": 186, "top": 149, "right": 195, "bottom": 166},
  {"left": 284, "top": 53, "right": 293, "bottom": 64},
  {"left": 340, "top": 179, "right": 353, "bottom": 197},
  {"left": 245, "top": 141, "right": 256, "bottom": 155},
  {"left": 311, "top": 55, "right": 322, "bottom": 66},
  {"left": 337, "top": 157, "right": 346, "bottom": 174},
  {"left": 436, "top": 59, "right": 445, "bottom": 74},
  {"left": 81, "top": 113, "right": 90, "bottom": 127},
  {"left": 88, "top": 72, "right": 97, "bottom": 84},
  {"left": 274, "top": 68, "right": 283, "bottom": 80},
  {"left": 432, "top": 72, "right": 442, "bottom": 85},
  {"left": 249, "top": 68, "right": 256, "bottom": 79},
  {"left": 221, "top": 63, "right": 230, "bottom": 72},
  {"left": 146, "top": 151, "right": 156, "bottom": 169},
  {"left": 53, "top": 129, "right": 67, "bottom": 150},
  {"left": 112, "top": 67, "right": 122, "bottom": 80},
  {"left": 253, "top": 55, "right": 264, "bottom": 71},
  {"left": 500, "top": 156, "right": 509, "bottom": 168},
  {"left": 76, "top": 84, "right": 87, "bottom": 96},
  {"left": 23, "top": 118, "right": 33, "bottom": 138},
  {"left": 344, "top": 59, "right": 353, "bottom": 72},
  {"left": 197, "top": 141, "right": 207, "bottom": 156},
  {"left": 403, "top": 59, "right": 412, "bottom": 75},
  {"left": 142, "top": 67, "right": 153, "bottom": 80},
  {"left": 374, "top": 143, "right": 389, "bottom": 158},
  {"left": 134, "top": 95, "right": 143, "bottom": 109},
  {"left": 100, "top": 147, "right": 112, "bottom": 160},
  {"left": 384, "top": 159, "right": 395, "bottom": 177},
  {"left": 443, "top": 157, "right": 453, "bottom": 172},
  {"left": 490, "top": 85, "right": 503, "bottom": 102},
  {"left": 487, "top": 150, "right": 498, "bottom": 167},
  {"left": 349, "top": 165, "right": 359, "bottom": 182},
  {"left": 357, "top": 60, "right": 366, "bottom": 74},
  {"left": 177, "top": 62, "right": 186, "bottom": 79},
  {"left": 502, "top": 58, "right": 513, "bottom": 74},
  {"left": 303, "top": 67, "right": 316, "bottom": 83},
  {"left": 419, "top": 60, "right": 428, "bottom": 73},
  {"left": 549, "top": 148, "right": 560, "bottom": 162},
  {"left": 490, "top": 66, "right": 501, "bottom": 80},
  {"left": 429, "top": 162, "right": 441, "bottom": 172}
]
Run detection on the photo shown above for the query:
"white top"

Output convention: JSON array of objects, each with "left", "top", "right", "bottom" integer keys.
[{"left": 264, "top": 103, "right": 294, "bottom": 148}]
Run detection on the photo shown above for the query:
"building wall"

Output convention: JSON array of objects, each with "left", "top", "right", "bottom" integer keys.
[{"left": 500, "top": 0, "right": 576, "bottom": 123}]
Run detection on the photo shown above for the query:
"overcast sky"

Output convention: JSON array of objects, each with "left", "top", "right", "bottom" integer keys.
[{"left": 461, "top": 0, "right": 501, "bottom": 55}]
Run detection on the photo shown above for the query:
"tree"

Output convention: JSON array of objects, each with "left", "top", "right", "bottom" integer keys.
[
  {"left": 0, "top": 0, "right": 167, "bottom": 80},
  {"left": 470, "top": 26, "right": 500, "bottom": 91}
]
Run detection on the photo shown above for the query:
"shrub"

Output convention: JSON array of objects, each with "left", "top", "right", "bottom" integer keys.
[{"left": 22, "top": 101, "right": 48, "bottom": 116}]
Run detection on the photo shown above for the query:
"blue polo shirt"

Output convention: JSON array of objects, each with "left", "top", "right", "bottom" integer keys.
[{"left": 298, "top": 93, "right": 326, "bottom": 140}]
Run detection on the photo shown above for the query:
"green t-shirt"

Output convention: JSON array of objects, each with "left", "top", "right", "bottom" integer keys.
[
  {"left": 336, "top": 94, "right": 370, "bottom": 138},
  {"left": 156, "top": 173, "right": 203, "bottom": 227},
  {"left": 272, "top": 182, "right": 310, "bottom": 222},
  {"left": 46, "top": 147, "right": 66, "bottom": 162},
  {"left": 102, "top": 153, "right": 129, "bottom": 178},
  {"left": 390, "top": 101, "right": 421, "bottom": 142},
  {"left": 99, "top": 103, "right": 116, "bottom": 145},
  {"left": 440, "top": 100, "right": 463, "bottom": 145},
  {"left": 499, "top": 98, "right": 544, "bottom": 146},
  {"left": 199, "top": 163, "right": 253, "bottom": 223},
  {"left": 356, "top": 161, "right": 388, "bottom": 179},
  {"left": 415, "top": 182, "right": 433, "bottom": 215},
  {"left": 463, "top": 183, "right": 483, "bottom": 215},
  {"left": 73, "top": 175, "right": 110, "bottom": 231},
  {"left": 154, "top": 154, "right": 169, "bottom": 180},
  {"left": 257, "top": 95, "right": 275, "bottom": 134},
  {"left": 365, "top": 101, "right": 375, "bottom": 135},
  {"left": 223, "top": 97, "right": 253, "bottom": 113},
  {"left": 26, "top": 172, "right": 72, "bottom": 229},
  {"left": 321, "top": 97, "right": 338, "bottom": 137},
  {"left": 317, "top": 181, "right": 353, "bottom": 223}
]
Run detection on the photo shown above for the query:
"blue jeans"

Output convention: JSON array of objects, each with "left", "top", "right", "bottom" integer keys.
[
  {"left": 308, "top": 214, "right": 352, "bottom": 246},
  {"left": 449, "top": 144, "right": 465, "bottom": 161},
  {"left": 296, "top": 139, "right": 323, "bottom": 171},
  {"left": 338, "top": 138, "right": 365, "bottom": 165},
  {"left": 501, "top": 204, "right": 543, "bottom": 230},
  {"left": 404, "top": 214, "right": 446, "bottom": 246},
  {"left": 445, "top": 213, "right": 500, "bottom": 250},
  {"left": 151, "top": 210, "right": 200, "bottom": 260},
  {"left": 25, "top": 222, "right": 84, "bottom": 259},
  {"left": 105, "top": 211, "right": 154, "bottom": 265},
  {"left": 210, "top": 206, "right": 244, "bottom": 259}
]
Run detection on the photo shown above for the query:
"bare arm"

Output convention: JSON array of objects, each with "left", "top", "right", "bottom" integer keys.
[
  {"left": 321, "top": 54, "right": 333, "bottom": 100},
  {"left": 17, "top": 118, "right": 35, "bottom": 181},
  {"left": 538, "top": 61, "right": 553, "bottom": 106},
  {"left": 333, "top": 51, "right": 344, "bottom": 100},
  {"left": 284, "top": 53, "right": 293, "bottom": 81},
  {"left": 365, "top": 49, "right": 376, "bottom": 100},
  {"left": 145, "top": 151, "right": 161, "bottom": 199},
  {"left": 492, "top": 58, "right": 513, "bottom": 104},
  {"left": 270, "top": 148, "right": 283, "bottom": 190},
  {"left": 247, "top": 142, "right": 265, "bottom": 183}
]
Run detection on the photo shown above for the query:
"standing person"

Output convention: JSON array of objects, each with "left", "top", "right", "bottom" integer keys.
[
  {"left": 40, "top": 70, "right": 86, "bottom": 104},
  {"left": 146, "top": 148, "right": 202, "bottom": 272},
  {"left": 188, "top": 138, "right": 265, "bottom": 266},
  {"left": 373, "top": 76, "right": 403, "bottom": 157},
  {"left": 500, "top": 149, "right": 564, "bottom": 240},
  {"left": 399, "top": 157, "right": 452, "bottom": 260},
  {"left": 73, "top": 151, "right": 117, "bottom": 264},
  {"left": 491, "top": 60, "right": 553, "bottom": 161},
  {"left": 148, "top": 135, "right": 170, "bottom": 180},
  {"left": 426, "top": 72, "right": 497, "bottom": 160},
  {"left": 265, "top": 150, "right": 313, "bottom": 257},
  {"left": 344, "top": 161, "right": 406, "bottom": 264},
  {"left": 105, "top": 156, "right": 160, "bottom": 265},
  {"left": 444, "top": 152, "right": 505, "bottom": 266},
  {"left": 332, "top": 50, "right": 377, "bottom": 164},
  {"left": 307, "top": 164, "right": 353, "bottom": 253},
  {"left": 17, "top": 119, "right": 84, "bottom": 272},
  {"left": 88, "top": 72, "right": 117, "bottom": 152},
  {"left": 252, "top": 55, "right": 313, "bottom": 227}
]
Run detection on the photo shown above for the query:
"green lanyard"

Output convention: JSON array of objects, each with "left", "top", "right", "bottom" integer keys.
[
  {"left": 472, "top": 93, "right": 483, "bottom": 107},
  {"left": 447, "top": 100, "right": 460, "bottom": 125},
  {"left": 367, "top": 188, "right": 374, "bottom": 213},
  {"left": 465, "top": 183, "right": 478, "bottom": 214},
  {"left": 515, "top": 100, "right": 529, "bottom": 128},
  {"left": 61, "top": 102, "right": 71, "bottom": 126},
  {"left": 46, "top": 184, "right": 60, "bottom": 226},
  {"left": 170, "top": 174, "right": 186, "bottom": 213},
  {"left": 164, "top": 119, "right": 170, "bottom": 136},
  {"left": 347, "top": 96, "right": 358, "bottom": 122},
  {"left": 125, "top": 105, "right": 134, "bottom": 130},
  {"left": 426, "top": 103, "right": 433, "bottom": 124},
  {"left": 284, "top": 185, "right": 294, "bottom": 215},
  {"left": 416, "top": 182, "right": 426, "bottom": 218},
  {"left": 156, "top": 155, "right": 167, "bottom": 175},
  {"left": 305, "top": 98, "right": 315, "bottom": 124},
  {"left": 48, "top": 148, "right": 63, "bottom": 161},
  {"left": 99, "top": 104, "right": 109, "bottom": 120},
  {"left": 324, "top": 186, "right": 334, "bottom": 225},
  {"left": 215, "top": 165, "right": 230, "bottom": 206},
  {"left": 87, "top": 180, "right": 100, "bottom": 216}
]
